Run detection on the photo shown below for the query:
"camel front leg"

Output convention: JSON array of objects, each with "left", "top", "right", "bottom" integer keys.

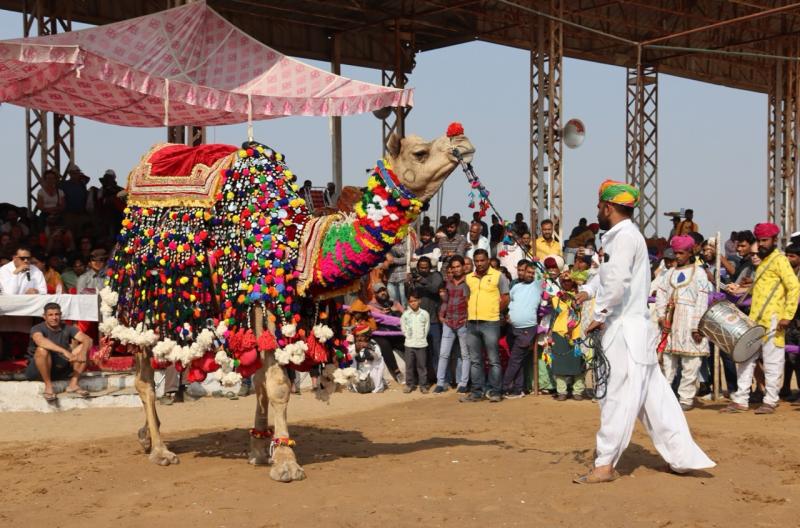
[
  {"left": 266, "top": 353, "right": 305, "bottom": 482},
  {"left": 133, "top": 349, "right": 179, "bottom": 466},
  {"left": 248, "top": 354, "right": 271, "bottom": 466}
]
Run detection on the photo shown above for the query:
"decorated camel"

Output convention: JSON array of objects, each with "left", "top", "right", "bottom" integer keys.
[{"left": 98, "top": 123, "right": 474, "bottom": 482}]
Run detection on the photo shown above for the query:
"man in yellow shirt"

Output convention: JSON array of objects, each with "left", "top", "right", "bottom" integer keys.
[
  {"left": 461, "top": 249, "right": 510, "bottom": 403},
  {"left": 724, "top": 222, "right": 800, "bottom": 414},
  {"left": 535, "top": 219, "right": 562, "bottom": 259}
]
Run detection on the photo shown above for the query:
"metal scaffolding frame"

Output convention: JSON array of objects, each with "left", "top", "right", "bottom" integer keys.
[
  {"left": 529, "top": 0, "right": 563, "bottom": 237},
  {"left": 767, "top": 43, "right": 799, "bottom": 238},
  {"left": 23, "top": 0, "right": 74, "bottom": 212},
  {"left": 164, "top": 0, "right": 205, "bottom": 147},
  {"left": 625, "top": 63, "right": 659, "bottom": 237},
  {"left": 381, "top": 20, "right": 414, "bottom": 155}
]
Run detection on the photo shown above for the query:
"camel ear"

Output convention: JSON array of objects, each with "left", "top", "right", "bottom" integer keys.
[{"left": 385, "top": 133, "right": 402, "bottom": 158}]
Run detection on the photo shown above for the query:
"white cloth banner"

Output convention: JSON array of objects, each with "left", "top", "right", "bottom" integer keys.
[{"left": 0, "top": 294, "right": 99, "bottom": 321}]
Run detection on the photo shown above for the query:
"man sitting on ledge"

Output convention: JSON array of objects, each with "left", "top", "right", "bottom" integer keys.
[{"left": 25, "top": 302, "right": 93, "bottom": 402}]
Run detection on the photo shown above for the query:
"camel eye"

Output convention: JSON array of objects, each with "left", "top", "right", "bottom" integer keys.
[{"left": 412, "top": 149, "right": 428, "bottom": 162}]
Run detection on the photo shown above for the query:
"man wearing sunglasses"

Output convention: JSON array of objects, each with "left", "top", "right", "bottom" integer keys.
[
  {"left": 0, "top": 246, "right": 47, "bottom": 295},
  {"left": 76, "top": 248, "right": 109, "bottom": 294}
]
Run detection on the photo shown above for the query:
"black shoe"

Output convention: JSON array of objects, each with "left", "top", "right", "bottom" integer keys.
[
  {"left": 420, "top": 386, "right": 430, "bottom": 394},
  {"left": 456, "top": 386, "right": 469, "bottom": 394},
  {"left": 488, "top": 393, "right": 502, "bottom": 403},
  {"left": 459, "top": 393, "right": 483, "bottom": 403},
  {"left": 749, "top": 390, "right": 764, "bottom": 404},
  {"left": 433, "top": 385, "right": 447, "bottom": 394},
  {"left": 556, "top": 394, "right": 567, "bottom": 401}
]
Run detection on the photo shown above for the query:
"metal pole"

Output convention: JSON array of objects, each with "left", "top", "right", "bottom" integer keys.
[
  {"left": 536, "top": 20, "right": 546, "bottom": 231},
  {"left": 330, "top": 34, "right": 343, "bottom": 202},
  {"left": 777, "top": 62, "right": 784, "bottom": 227},
  {"left": 714, "top": 231, "right": 721, "bottom": 401}
]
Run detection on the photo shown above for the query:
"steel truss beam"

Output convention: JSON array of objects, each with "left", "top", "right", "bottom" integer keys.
[
  {"left": 767, "top": 42, "right": 799, "bottom": 238},
  {"left": 382, "top": 19, "right": 414, "bottom": 155},
  {"left": 530, "top": 0, "right": 564, "bottom": 238},
  {"left": 625, "top": 64, "right": 659, "bottom": 237},
  {"left": 24, "top": 0, "right": 74, "bottom": 212}
]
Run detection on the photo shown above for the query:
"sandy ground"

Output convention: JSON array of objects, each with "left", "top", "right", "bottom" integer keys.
[{"left": 1, "top": 388, "right": 799, "bottom": 528}]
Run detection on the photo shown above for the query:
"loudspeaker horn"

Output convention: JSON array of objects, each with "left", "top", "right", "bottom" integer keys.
[{"left": 562, "top": 118, "right": 585, "bottom": 149}]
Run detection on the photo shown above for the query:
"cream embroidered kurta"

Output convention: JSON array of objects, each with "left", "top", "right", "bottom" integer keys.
[{"left": 655, "top": 265, "right": 711, "bottom": 357}]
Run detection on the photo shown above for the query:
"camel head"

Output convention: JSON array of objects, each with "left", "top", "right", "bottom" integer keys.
[{"left": 385, "top": 123, "right": 475, "bottom": 202}]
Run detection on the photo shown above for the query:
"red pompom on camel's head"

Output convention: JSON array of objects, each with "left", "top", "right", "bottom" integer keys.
[{"left": 385, "top": 122, "right": 475, "bottom": 202}]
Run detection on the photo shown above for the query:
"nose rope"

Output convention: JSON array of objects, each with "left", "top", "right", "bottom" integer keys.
[{"left": 451, "top": 148, "right": 542, "bottom": 273}]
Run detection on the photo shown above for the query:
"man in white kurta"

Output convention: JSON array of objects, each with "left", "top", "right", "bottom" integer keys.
[{"left": 575, "top": 180, "right": 715, "bottom": 484}]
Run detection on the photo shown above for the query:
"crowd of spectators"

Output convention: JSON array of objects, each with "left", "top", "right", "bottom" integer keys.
[
  {"left": 0, "top": 164, "right": 120, "bottom": 374},
  {"left": 0, "top": 164, "right": 120, "bottom": 298},
  {"left": 341, "top": 208, "right": 800, "bottom": 413},
  {"left": 5, "top": 175, "right": 799, "bottom": 413}
]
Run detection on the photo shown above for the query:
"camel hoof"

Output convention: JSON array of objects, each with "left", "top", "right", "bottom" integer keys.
[
  {"left": 269, "top": 460, "right": 306, "bottom": 482},
  {"left": 137, "top": 426, "right": 152, "bottom": 454},
  {"left": 248, "top": 452, "right": 270, "bottom": 466},
  {"left": 149, "top": 447, "right": 180, "bottom": 466},
  {"left": 248, "top": 438, "right": 270, "bottom": 466}
]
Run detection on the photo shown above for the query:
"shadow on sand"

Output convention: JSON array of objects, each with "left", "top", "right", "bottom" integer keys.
[
  {"left": 616, "top": 442, "right": 714, "bottom": 478},
  {"left": 168, "top": 424, "right": 507, "bottom": 466}
]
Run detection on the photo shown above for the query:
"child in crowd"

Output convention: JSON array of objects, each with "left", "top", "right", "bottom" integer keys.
[
  {"left": 655, "top": 235, "right": 711, "bottom": 411},
  {"left": 549, "top": 271, "right": 586, "bottom": 401},
  {"left": 400, "top": 290, "right": 430, "bottom": 394},
  {"left": 536, "top": 256, "right": 566, "bottom": 394},
  {"left": 348, "top": 324, "right": 386, "bottom": 394}
]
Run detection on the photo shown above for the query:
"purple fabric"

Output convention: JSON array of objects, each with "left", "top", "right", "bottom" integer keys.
[
  {"left": 786, "top": 344, "right": 800, "bottom": 355},
  {"left": 343, "top": 305, "right": 403, "bottom": 336}
]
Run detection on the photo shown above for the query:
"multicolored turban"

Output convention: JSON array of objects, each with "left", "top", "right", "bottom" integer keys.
[
  {"left": 543, "top": 255, "right": 566, "bottom": 272},
  {"left": 569, "top": 270, "right": 589, "bottom": 285},
  {"left": 598, "top": 180, "right": 639, "bottom": 207},
  {"left": 753, "top": 222, "right": 780, "bottom": 239},
  {"left": 670, "top": 235, "right": 695, "bottom": 253},
  {"left": 353, "top": 323, "right": 373, "bottom": 336}
]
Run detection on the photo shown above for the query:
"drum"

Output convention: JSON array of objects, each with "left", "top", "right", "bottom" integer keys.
[{"left": 699, "top": 301, "right": 764, "bottom": 363}]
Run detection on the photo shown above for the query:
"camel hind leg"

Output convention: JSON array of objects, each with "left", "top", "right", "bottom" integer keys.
[{"left": 133, "top": 349, "right": 179, "bottom": 466}]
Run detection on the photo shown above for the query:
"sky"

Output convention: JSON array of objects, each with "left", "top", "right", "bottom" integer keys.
[{"left": 0, "top": 9, "right": 767, "bottom": 240}]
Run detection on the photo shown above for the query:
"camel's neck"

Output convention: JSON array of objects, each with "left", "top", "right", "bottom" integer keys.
[{"left": 312, "top": 160, "right": 422, "bottom": 291}]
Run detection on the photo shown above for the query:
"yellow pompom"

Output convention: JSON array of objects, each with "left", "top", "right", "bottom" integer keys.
[{"left": 238, "top": 149, "right": 248, "bottom": 158}]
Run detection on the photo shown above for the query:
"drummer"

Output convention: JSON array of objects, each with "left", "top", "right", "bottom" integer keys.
[
  {"left": 722, "top": 222, "right": 800, "bottom": 414},
  {"left": 655, "top": 235, "right": 712, "bottom": 411}
]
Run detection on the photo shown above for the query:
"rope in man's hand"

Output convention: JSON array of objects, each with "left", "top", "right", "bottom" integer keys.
[{"left": 577, "top": 329, "right": 610, "bottom": 400}]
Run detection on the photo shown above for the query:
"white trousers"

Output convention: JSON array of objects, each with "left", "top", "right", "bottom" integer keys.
[
  {"left": 368, "top": 357, "right": 386, "bottom": 393},
  {"left": 595, "top": 332, "right": 716, "bottom": 472},
  {"left": 662, "top": 354, "right": 703, "bottom": 406},
  {"left": 732, "top": 339, "right": 785, "bottom": 407}
]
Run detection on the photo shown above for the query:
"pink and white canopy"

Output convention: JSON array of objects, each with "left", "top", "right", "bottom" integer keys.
[{"left": 0, "top": 1, "right": 413, "bottom": 127}]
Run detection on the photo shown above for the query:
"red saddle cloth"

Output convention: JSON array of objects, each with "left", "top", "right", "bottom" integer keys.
[{"left": 127, "top": 143, "right": 238, "bottom": 207}]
